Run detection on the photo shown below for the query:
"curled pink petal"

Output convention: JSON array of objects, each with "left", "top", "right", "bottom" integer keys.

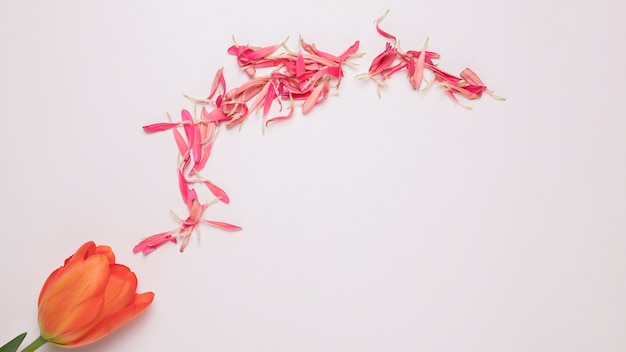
[
  {"left": 208, "top": 67, "right": 225, "bottom": 99},
  {"left": 266, "top": 94, "right": 295, "bottom": 126},
  {"left": 134, "top": 232, "right": 177, "bottom": 254},
  {"left": 374, "top": 10, "right": 396, "bottom": 42},
  {"left": 460, "top": 68, "right": 505, "bottom": 100}
]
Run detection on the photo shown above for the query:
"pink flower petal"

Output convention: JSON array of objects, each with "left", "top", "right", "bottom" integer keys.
[
  {"left": 204, "top": 107, "right": 231, "bottom": 123},
  {"left": 374, "top": 10, "right": 397, "bottom": 42},
  {"left": 295, "top": 52, "right": 306, "bottom": 78},
  {"left": 178, "top": 169, "right": 193, "bottom": 207},
  {"left": 191, "top": 142, "right": 213, "bottom": 174},
  {"left": 408, "top": 38, "right": 428, "bottom": 90},
  {"left": 143, "top": 122, "right": 185, "bottom": 133},
  {"left": 181, "top": 109, "right": 195, "bottom": 146},
  {"left": 263, "top": 81, "right": 278, "bottom": 118},
  {"left": 302, "top": 81, "right": 327, "bottom": 115},
  {"left": 204, "top": 180, "right": 230, "bottom": 204},
  {"left": 202, "top": 219, "right": 242, "bottom": 231},
  {"left": 134, "top": 232, "right": 177, "bottom": 254},
  {"left": 208, "top": 67, "right": 225, "bottom": 100},
  {"left": 192, "top": 123, "right": 202, "bottom": 165},
  {"left": 172, "top": 128, "right": 189, "bottom": 158},
  {"left": 338, "top": 40, "right": 361, "bottom": 63},
  {"left": 460, "top": 68, "right": 505, "bottom": 100},
  {"left": 266, "top": 94, "right": 295, "bottom": 126},
  {"left": 368, "top": 43, "right": 398, "bottom": 76}
]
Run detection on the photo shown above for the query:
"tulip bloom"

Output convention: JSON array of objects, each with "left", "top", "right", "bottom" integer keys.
[{"left": 32, "top": 241, "right": 154, "bottom": 349}]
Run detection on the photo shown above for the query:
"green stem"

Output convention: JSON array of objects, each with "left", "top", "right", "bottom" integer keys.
[{"left": 20, "top": 336, "right": 46, "bottom": 352}]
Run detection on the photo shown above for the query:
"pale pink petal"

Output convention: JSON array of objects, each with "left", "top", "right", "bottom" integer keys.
[
  {"left": 263, "top": 81, "right": 278, "bottom": 118},
  {"left": 191, "top": 142, "right": 213, "bottom": 174},
  {"left": 173, "top": 128, "right": 189, "bottom": 158},
  {"left": 181, "top": 110, "right": 196, "bottom": 156},
  {"left": 302, "top": 82, "right": 326, "bottom": 115},
  {"left": 205, "top": 107, "right": 230, "bottom": 123},
  {"left": 409, "top": 38, "right": 428, "bottom": 90},
  {"left": 208, "top": 67, "right": 225, "bottom": 99},
  {"left": 203, "top": 219, "right": 242, "bottom": 231}
]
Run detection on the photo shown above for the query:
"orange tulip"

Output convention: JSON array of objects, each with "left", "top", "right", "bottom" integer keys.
[{"left": 37, "top": 241, "right": 154, "bottom": 348}]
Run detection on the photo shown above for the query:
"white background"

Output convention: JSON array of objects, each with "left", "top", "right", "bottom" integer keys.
[{"left": 1, "top": 0, "right": 625, "bottom": 351}]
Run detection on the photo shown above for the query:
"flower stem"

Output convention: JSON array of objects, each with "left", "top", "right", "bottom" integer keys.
[{"left": 20, "top": 336, "right": 46, "bottom": 352}]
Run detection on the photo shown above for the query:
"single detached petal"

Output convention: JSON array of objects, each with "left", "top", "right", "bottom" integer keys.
[
  {"left": 204, "top": 180, "right": 230, "bottom": 204},
  {"left": 172, "top": 128, "right": 189, "bottom": 159},
  {"left": 374, "top": 9, "right": 397, "bottom": 42},
  {"left": 180, "top": 109, "right": 195, "bottom": 147},
  {"left": 203, "top": 219, "right": 242, "bottom": 231},
  {"left": 208, "top": 67, "right": 225, "bottom": 99},
  {"left": 143, "top": 122, "right": 185, "bottom": 133}
]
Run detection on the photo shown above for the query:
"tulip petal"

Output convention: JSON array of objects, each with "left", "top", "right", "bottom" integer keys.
[
  {"left": 68, "top": 291, "right": 155, "bottom": 348},
  {"left": 93, "top": 246, "right": 115, "bottom": 265},
  {"left": 99, "top": 265, "right": 138, "bottom": 317},
  {"left": 39, "top": 254, "right": 110, "bottom": 343}
]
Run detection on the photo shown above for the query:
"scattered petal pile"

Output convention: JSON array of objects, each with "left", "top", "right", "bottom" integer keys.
[
  {"left": 358, "top": 10, "right": 505, "bottom": 109},
  {"left": 210, "top": 37, "right": 362, "bottom": 128},
  {"left": 134, "top": 108, "right": 240, "bottom": 254},
  {"left": 135, "top": 38, "right": 362, "bottom": 254},
  {"left": 136, "top": 14, "right": 505, "bottom": 254}
]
